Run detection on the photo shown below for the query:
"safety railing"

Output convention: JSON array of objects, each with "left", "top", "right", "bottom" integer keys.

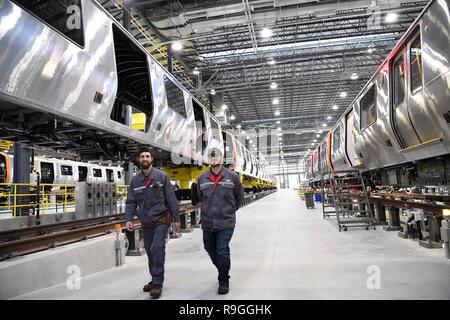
[{"left": 0, "top": 183, "right": 132, "bottom": 218}]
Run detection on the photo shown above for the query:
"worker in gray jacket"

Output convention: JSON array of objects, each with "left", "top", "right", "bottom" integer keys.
[
  {"left": 125, "top": 147, "right": 181, "bottom": 299},
  {"left": 196, "top": 144, "right": 244, "bottom": 295}
]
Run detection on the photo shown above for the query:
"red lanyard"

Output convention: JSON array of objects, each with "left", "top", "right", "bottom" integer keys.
[
  {"left": 209, "top": 174, "right": 223, "bottom": 192},
  {"left": 145, "top": 177, "right": 152, "bottom": 188}
]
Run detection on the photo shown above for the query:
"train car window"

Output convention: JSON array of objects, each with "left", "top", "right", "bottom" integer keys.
[
  {"left": 12, "top": 0, "right": 84, "bottom": 47},
  {"left": 93, "top": 169, "right": 102, "bottom": 178},
  {"left": 410, "top": 35, "right": 423, "bottom": 93},
  {"left": 360, "top": 85, "right": 377, "bottom": 130},
  {"left": 164, "top": 76, "right": 187, "bottom": 118},
  {"left": 393, "top": 55, "right": 406, "bottom": 107},
  {"left": 332, "top": 126, "right": 341, "bottom": 153},
  {"left": 61, "top": 165, "right": 73, "bottom": 176},
  {"left": 40, "top": 162, "right": 54, "bottom": 183}
]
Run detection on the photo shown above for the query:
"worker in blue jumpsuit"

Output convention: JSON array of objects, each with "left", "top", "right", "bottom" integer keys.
[
  {"left": 196, "top": 145, "right": 244, "bottom": 294},
  {"left": 125, "top": 147, "right": 181, "bottom": 299}
]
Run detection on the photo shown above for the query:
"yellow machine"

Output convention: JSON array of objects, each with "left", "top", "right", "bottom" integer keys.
[{"left": 0, "top": 140, "right": 13, "bottom": 150}]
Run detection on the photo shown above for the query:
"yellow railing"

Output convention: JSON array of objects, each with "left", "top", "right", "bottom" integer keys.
[{"left": 0, "top": 183, "right": 132, "bottom": 218}]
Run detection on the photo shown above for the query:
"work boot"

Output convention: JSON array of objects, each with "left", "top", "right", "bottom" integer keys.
[
  {"left": 218, "top": 282, "right": 229, "bottom": 295},
  {"left": 143, "top": 282, "right": 153, "bottom": 292},
  {"left": 150, "top": 284, "right": 163, "bottom": 299}
]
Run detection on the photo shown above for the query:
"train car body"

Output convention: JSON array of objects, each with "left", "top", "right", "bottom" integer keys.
[
  {"left": 308, "top": 0, "right": 450, "bottom": 187},
  {"left": 0, "top": 0, "right": 275, "bottom": 187},
  {"left": 0, "top": 152, "right": 124, "bottom": 185}
]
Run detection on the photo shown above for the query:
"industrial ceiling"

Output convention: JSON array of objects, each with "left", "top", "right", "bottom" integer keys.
[{"left": 100, "top": 0, "right": 428, "bottom": 168}]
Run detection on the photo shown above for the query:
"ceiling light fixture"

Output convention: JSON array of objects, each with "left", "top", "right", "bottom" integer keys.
[
  {"left": 350, "top": 73, "right": 358, "bottom": 80},
  {"left": 385, "top": 12, "right": 398, "bottom": 23},
  {"left": 210, "top": 89, "right": 216, "bottom": 95},
  {"left": 272, "top": 98, "right": 279, "bottom": 105},
  {"left": 193, "top": 67, "right": 200, "bottom": 75},
  {"left": 230, "top": 115, "right": 236, "bottom": 120},
  {"left": 274, "top": 110, "right": 280, "bottom": 116},
  {"left": 260, "top": 27, "right": 273, "bottom": 38},
  {"left": 340, "top": 92, "right": 347, "bottom": 98},
  {"left": 171, "top": 41, "right": 182, "bottom": 51},
  {"left": 270, "top": 82, "right": 277, "bottom": 89},
  {"left": 332, "top": 105, "right": 338, "bottom": 110}
]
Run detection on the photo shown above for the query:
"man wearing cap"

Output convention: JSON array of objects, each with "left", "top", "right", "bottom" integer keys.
[
  {"left": 196, "top": 145, "right": 245, "bottom": 294},
  {"left": 125, "top": 147, "right": 181, "bottom": 299}
]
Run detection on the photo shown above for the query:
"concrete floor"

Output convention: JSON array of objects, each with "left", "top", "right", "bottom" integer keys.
[{"left": 11, "top": 189, "right": 450, "bottom": 300}]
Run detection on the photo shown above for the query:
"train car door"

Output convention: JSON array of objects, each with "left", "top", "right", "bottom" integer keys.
[
  {"left": 106, "top": 169, "right": 114, "bottom": 182},
  {"left": 391, "top": 48, "right": 421, "bottom": 148},
  {"left": 406, "top": 31, "right": 441, "bottom": 144},
  {"left": 345, "top": 110, "right": 362, "bottom": 167},
  {"left": 0, "top": 153, "right": 9, "bottom": 183},
  {"left": 78, "top": 166, "right": 88, "bottom": 182}
]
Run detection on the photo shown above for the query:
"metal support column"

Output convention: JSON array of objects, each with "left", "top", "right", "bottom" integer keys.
[{"left": 13, "top": 143, "right": 31, "bottom": 216}]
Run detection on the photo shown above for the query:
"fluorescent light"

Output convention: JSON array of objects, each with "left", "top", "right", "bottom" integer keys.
[
  {"left": 272, "top": 98, "right": 279, "bottom": 104},
  {"left": 316, "top": 134, "right": 320, "bottom": 138},
  {"left": 276, "top": 120, "right": 281, "bottom": 124},
  {"left": 249, "top": 140, "right": 253, "bottom": 143},
  {"left": 332, "top": 105, "right": 338, "bottom": 110},
  {"left": 385, "top": 12, "right": 398, "bottom": 23},
  {"left": 221, "top": 104, "right": 228, "bottom": 110},
  {"left": 367, "top": 48, "right": 375, "bottom": 53},
  {"left": 246, "top": 136, "right": 249, "bottom": 139},
  {"left": 277, "top": 133, "right": 282, "bottom": 137},
  {"left": 230, "top": 115, "right": 236, "bottom": 120},
  {"left": 322, "top": 123, "right": 327, "bottom": 127},
  {"left": 274, "top": 110, "right": 280, "bottom": 116},
  {"left": 171, "top": 41, "right": 182, "bottom": 51},
  {"left": 318, "top": 129, "right": 323, "bottom": 133},
  {"left": 311, "top": 143, "right": 315, "bottom": 145},
  {"left": 277, "top": 127, "right": 281, "bottom": 131},
  {"left": 236, "top": 124, "right": 241, "bottom": 129},
  {"left": 350, "top": 73, "right": 358, "bottom": 80},
  {"left": 313, "top": 139, "right": 317, "bottom": 142},
  {"left": 242, "top": 130, "right": 246, "bottom": 134},
  {"left": 340, "top": 92, "right": 347, "bottom": 98},
  {"left": 260, "top": 27, "right": 273, "bottom": 38},
  {"left": 327, "top": 116, "right": 332, "bottom": 120},
  {"left": 268, "top": 59, "right": 276, "bottom": 65},
  {"left": 270, "top": 82, "right": 278, "bottom": 89},
  {"left": 278, "top": 137, "right": 282, "bottom": 141},
  {"left": 210, "top": 89, "right": 216, "bottom": 95},
  {"left": 193, "top": 68, "right": 200, "bottom": 75}
]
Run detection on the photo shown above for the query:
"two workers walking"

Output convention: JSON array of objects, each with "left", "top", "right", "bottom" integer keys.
[{"left": 125, "top": 146, "right": 244, "bottom": 298}]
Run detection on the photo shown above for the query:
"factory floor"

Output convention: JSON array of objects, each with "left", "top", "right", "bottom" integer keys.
[{"left": 12, "top": 189, "right": 450, "bottom": 300}]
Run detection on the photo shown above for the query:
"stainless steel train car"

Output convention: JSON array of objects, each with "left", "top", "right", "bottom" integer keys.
[
  {"left": 0, "top": 151, "right": 125, "bottom": 184},
  {"left": 0, "top": 0, "right": 276, "bottom": 187},
  {"left": 307, "top": 0, "right": 450, "bottom": 187}
]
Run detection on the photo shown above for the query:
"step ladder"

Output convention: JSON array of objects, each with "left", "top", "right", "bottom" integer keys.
[{"left": 321, "top": 170, "right": 376, "bottom": 232}]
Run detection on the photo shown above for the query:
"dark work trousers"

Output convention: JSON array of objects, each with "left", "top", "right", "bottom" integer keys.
[
  {"left": 142, "top": 223, "right": 170, "bottom": 286},
  {"left": 203, "top": 228, "right": 234, "bottom": 284}
]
